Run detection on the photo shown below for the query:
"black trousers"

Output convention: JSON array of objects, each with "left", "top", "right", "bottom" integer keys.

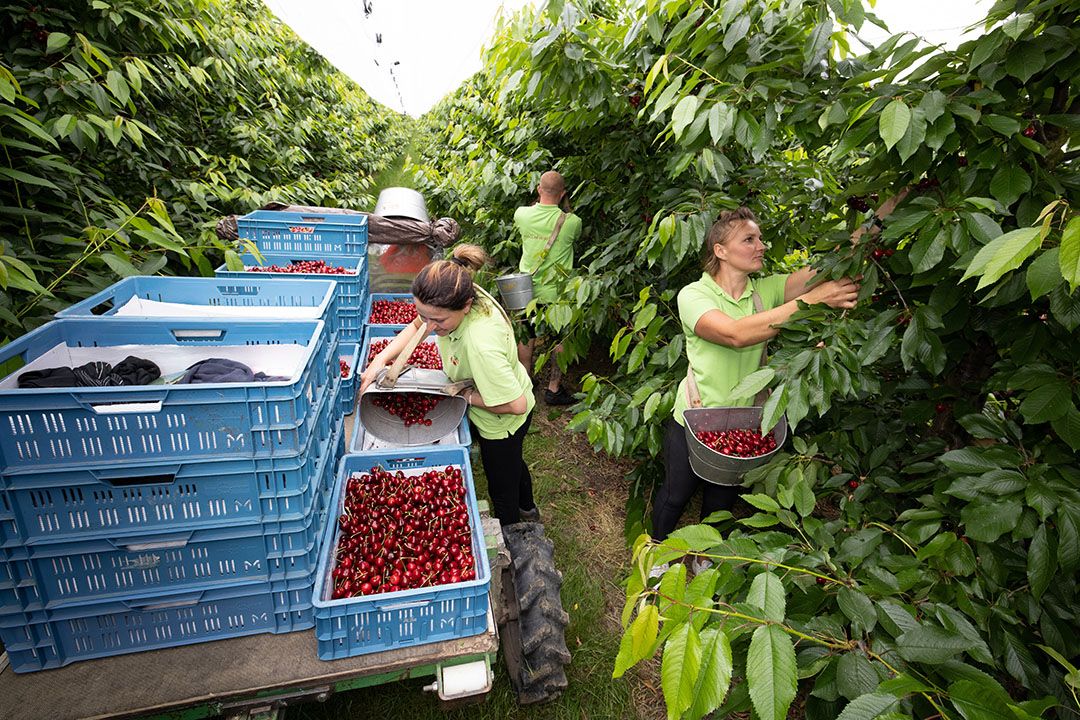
[
  {"left": 652, "top": 418, "right": 739, "bottom": 540},
  {"left": 474, "top": 412, "right": 536, "bottom": 526}
]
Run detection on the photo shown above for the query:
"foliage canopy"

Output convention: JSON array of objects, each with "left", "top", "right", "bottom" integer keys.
[{"left": 412, "top": 0, "right": 1080, "bottom": 717}]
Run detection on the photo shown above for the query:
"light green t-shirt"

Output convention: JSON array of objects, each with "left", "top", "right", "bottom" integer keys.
[
  {"left": 437, "top": 295, "right": 535, "bottom": 439},
  {"left": 672, "top": 272, "right": 789, "bottom": 426},
  {"left": 514, "top": 204, "right": 582, "bottom": 304}
]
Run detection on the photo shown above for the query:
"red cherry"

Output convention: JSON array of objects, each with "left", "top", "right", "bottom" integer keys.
[{"left": 848, "top": 480, "right": 859, "bottom": 489}]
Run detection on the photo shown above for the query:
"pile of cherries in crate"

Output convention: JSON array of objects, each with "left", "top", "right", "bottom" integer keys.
[
  {"left": 246, "top": 259, "right": 354, "bottom": 275},
  {"left": 695, "top": 428, "right": 777, "bottom": 458},
  {"left": 369, "top": 299, "right": 418, "bottom": 324},
  {"left": 330, "top": 464, "right": 476, "bottom": 599},
  {"left": 366, "top": 338, "right": 443, "bottom": 370},
  {"left": 339, "top": 359, "right": 351, "bottom": 378}
]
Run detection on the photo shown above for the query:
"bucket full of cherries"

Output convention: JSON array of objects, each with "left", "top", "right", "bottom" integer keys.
[
  {"left": 682, "top": 406, "right": 787, "bottom": 485},
  {"left": 359, "top": 321, "right": 469, "bottom": 446}
]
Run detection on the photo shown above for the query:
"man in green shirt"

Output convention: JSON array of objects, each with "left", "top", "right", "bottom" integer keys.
[{"left": 514, "top": 170, "right": 582, "bottom": 406}]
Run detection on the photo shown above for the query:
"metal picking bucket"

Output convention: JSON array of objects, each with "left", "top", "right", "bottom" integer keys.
[
  {"left": 373, "top": 187, "right": 430, "bottom": 222},
  {"left": 359, "top": 368, "right": 468, "bottom": 446},
  {"left": 683, "top": 406, "right": 787, "bottom": 486},
  {"left": 494, "top": 272, "right": 533, "bottom": 311}
]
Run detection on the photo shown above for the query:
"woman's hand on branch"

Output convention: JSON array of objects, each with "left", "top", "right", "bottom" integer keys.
[{"left": 804, "top": 277, "right": 860, "bottom": 309}]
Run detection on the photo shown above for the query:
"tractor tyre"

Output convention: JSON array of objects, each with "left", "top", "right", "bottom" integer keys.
[{"left": 502, "top": 522, "right": 571, "bottom": 704}]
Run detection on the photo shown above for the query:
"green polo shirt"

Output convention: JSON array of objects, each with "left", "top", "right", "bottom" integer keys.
[
  {"left": 672, "top": 272, "right": 789, "bottom": 426},
  {"left": 514, "top": 204, "right": 582, "bottom": 304},
  {"left": 437, "top": 297, "right": 535, "bottom": 439}
]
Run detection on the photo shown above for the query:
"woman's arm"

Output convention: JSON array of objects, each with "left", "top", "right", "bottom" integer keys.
[
  {"left": 465, "top": 388, "right": 528, "bottom": 415},
  {"left": 784, "top": 267, "right": 818, "bottom": 302},
  {"left": 694, "top": 278, "right": 860, "bottom": 348},
  {"left": 357, "top": 317, "right": 424, "bottom": 392}
]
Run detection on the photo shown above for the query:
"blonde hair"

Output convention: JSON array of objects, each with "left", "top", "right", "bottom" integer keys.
[
  {"left": 411, "top": 244, "right": 489, "bottom": 310},
  {"left": 703, "top": 207, "right": 758, "bottom": 275}
]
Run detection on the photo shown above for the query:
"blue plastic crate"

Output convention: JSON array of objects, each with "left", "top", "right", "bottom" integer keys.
[
  {"left": 0, "top": 575, "right": 316, "bottom": 673},
  {"left": 338, "top": 306, "right": 364, "bottom": 343},
  {"left": 363, "top": 293, "right": 416, "bottom": 329},
  {"left": 311, "top": 449, "right": 490, "bottom": 660},
  {"left": 337, "top": 342, "right": 360, "bottom": 417},
  {"left": 0, "top": 319, "right": 333, "bottom": 473},
  {"left": 238, "top": 210, "right": 368, "bottom": 256},
  {"left": 358, "top": 325, "right": 441, "bottom": 375},
  {"left": 0, "top": 494, "right": 325, "bottom": 613},
  {"left": 215, "top": 253, "right": 368, "bottom": 309},
  {"left": 0, "top": 375, "right": 337, "bottom": 549},
  {"left": 54, "top": 276, "right": 340, "bottom": 339}
]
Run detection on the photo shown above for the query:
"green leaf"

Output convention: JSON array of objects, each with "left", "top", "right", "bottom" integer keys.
[
  {"left": 689, "top": 628, "right": 733, "bottom": 718},
  {"left": 1026, "top": 248, "right": 1062, "bottom": 299},
  {"left": 1026, "top": 523, "right": 1054, "bottom": 600},
  {"left": 1050, "top": 406, "right": 1080, "bottom": 451},
  {"left": 747, "top": 625, "right": 797, "bottom": 720},
  {"left": 743, "top": 493, "right": 781, "bottom": 514},
  {"left": 1057, "top": 508, "right": 1080, "bottom": 574},
  {"left": 837, "top": 587, "right": 877, "bottom": 635},
  {"left": 960, "top": 227, "right": 1042, "bottom": 290},
  {"left": 803, "top": 20, "right": 833, "bottom": 75},
  {"left": 0, "top": 167, "right": 60, "bottom": 191},
  {"left": 919, "top": 90, "right": 947, "bottom": 123},
  {"left": 106, "top": 69, "right": 130, "bottom": 106},
  {"left": 727, "top": 367, "right": 774, "bottom": 403},
  {"left": 835, "top": 693, "right": 898, "bottom": 720},
  {"left": 989, "top": 166, "right": 1031, "bottom": 207},
  {"left": 1019, "top": 381, "right": 1071, "bottom": 423},
  {"left": 671, "top": 95, "right": 699, "bottom": 140},
  {"left": 1005, "top": 42, "right": 1044, "bottom": 83},
  {"left": 1002, "top": 13, "right": 1034, "bottom": 40},
  {"left": 895, "top": 107, "right": 927, "bottom": 163},
  {"left": 46, "top": 32, "right": 71, "bottom": 54},
  {"left": 896, "top": 626, "right": 975, "bottom": 664},
  {"left": 961, "top": 499, "right": 1022, "bottom": 543},
  {"left": 746, "top": 571, "right": 785, "bottom": 622},
  {"left": 878, "top": 99, "right": 911, "bottom": 151},
  {"left": 938, "top": 448, "right": 1002, "bottom": 474},
  {"left": 836, "top": 653, "right": 879, "bottom": 701},
  {"left": 614, "top": 604, "right": 659, "bottom": 678},
  {"left": 981, "top": 114, "right": 1021, "bottom": 137},
  {"left": 1059, "top": 217, "right": 1080, "bottom": 292},
  {"left": 724, "top": 14, "right": 750, "bottom": 52},
  {"left": 948, "top": 679, "right": 1014, "bottom": 720},
  {"left": 224, "top": 249, "right": 244, "bottom": 271},
  {"left": 909, "top": 229, "right": 947, "bottom": 273},
  {"left": 100, "top": 252, "right": 140, "bottom": 278},
  {"left": 661, "top": 623, "right": 702, "bottom": 720}
]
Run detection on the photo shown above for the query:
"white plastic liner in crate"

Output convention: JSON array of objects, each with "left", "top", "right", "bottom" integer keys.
[
  {"left": 0, "top": 319, "right": 331, "bottom": 473},
  {"left": 350, "top": 415, "right": 470, "bottom": 451},
  {"left": 311, "top": 448, "right": 490, "bottom": 659},
  {"left": 55, "top": 276, "right": 338, "bottom": 326}
]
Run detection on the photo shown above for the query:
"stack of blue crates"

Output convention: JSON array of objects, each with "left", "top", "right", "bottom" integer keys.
[
  {"left": 217, "top": 210, "right": 371, "bottom": 416},
  {"left": 0, "top": 282, "right": 347, "bottom": 672}
]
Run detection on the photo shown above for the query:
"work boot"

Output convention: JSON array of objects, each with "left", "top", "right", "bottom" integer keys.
[{"left": 543, "top": 386, "right": 575, "bottom": 406}]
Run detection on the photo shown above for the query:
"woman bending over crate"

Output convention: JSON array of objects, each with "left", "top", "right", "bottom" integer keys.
[
  {"left": 360, "top": 244, "right": 539, "bottom": 527},
  {"left": 653, "top": 207, "right": 861, "bottom": 544}
]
